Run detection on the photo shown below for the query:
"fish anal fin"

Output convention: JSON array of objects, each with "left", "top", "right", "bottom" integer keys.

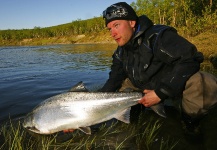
[
  {"left": 79, "top": 127, "right": 91, "bottom": 135},
  {"left": 115, "top": 107, "right": 131, "bottom": 124},
  {"left": 69, "top": 81, "right": 89, "bottom": 92}
]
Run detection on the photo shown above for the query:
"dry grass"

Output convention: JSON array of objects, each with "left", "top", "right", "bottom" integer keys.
[{"left": 186, "top": 32, "right": 217, "bottom": 59}]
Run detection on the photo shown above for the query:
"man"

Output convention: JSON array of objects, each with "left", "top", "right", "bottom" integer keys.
[{"left": 100, "top": 2, "right": 217, "bottom": 132}]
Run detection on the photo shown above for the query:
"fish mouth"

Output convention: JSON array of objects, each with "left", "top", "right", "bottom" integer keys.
[{"left": 25, "top": 126, "right": 41, "bottom": 133}]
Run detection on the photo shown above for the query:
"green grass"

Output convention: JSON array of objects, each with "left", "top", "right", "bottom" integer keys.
[{"left": 0, "top": 113, "right": 178, "bottom": 150}]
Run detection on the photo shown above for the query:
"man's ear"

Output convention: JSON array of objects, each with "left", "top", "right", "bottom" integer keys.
[{"left": 129, "top": 20, "right": 136, "bottom": 28}]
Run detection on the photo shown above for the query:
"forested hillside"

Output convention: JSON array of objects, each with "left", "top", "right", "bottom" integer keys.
[{"left": 0, "top": 0, "right": 216, "bottom": 46}]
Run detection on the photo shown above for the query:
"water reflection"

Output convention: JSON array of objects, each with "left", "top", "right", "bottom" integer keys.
[
  {"left": 0, "top": 44, "right": 117, "bottom": 122},
  {"left": 34, "top": 44, "right": 117, "bottom": 71}
]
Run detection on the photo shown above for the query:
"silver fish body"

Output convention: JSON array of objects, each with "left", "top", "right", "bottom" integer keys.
[
  {"left": 23, "top": 91, "right": 142, "bottom": 134},
  {"left": 23, "top": 82, "right": 166, "bottom": 135}
]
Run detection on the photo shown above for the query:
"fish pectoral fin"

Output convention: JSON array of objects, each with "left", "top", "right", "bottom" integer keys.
[
  {"left": 79, "top": 127, "right": 91, "bottom": 135},
  {"left": 63, "top": 129, "right": 75, "bottom": 133},
  {"left": 115, "top": 107, "right": 131, "bottom": 124}
]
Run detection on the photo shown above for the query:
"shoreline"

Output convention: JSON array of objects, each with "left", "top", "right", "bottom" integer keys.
[{"left": 0, "top": 32, "right": 217, "bottom": 59}]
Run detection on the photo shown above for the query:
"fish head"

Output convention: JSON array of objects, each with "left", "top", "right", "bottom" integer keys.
[
  {"left": 23, "top": 111, "right": 56, "bottom": 134},
  {"left": 22, "top": 112, "right": 41, "bottom": 134}
]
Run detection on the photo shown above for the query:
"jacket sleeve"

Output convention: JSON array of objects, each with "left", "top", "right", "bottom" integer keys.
[
  {"left": 99, "top": 48, "right": 127, "bottom": 92},
  {"left": 153, "top": 28, "right": 204, "bottom": 99}
]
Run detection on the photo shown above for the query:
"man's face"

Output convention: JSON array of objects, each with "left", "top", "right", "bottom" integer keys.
[{"left": 107, "top": 20, "right": 136, "bottom": 46}]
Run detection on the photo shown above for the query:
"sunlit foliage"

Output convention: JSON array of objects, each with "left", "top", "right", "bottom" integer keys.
[{"left": 0, "top": 0, "right": 216, "bottom": 44}]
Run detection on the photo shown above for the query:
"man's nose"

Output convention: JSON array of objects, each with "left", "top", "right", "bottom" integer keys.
[{"left": 110, "top": 29, "right": 117, "bottom": 37}]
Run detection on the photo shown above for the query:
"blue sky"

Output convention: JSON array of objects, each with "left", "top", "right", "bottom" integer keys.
[{"left": 0, "top": 0, "right": 136, "bottom": 30}]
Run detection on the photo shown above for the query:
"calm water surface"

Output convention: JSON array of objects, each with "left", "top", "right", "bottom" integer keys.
[{"left": 0, "top": 44, "right": 116, "bottom": 122}]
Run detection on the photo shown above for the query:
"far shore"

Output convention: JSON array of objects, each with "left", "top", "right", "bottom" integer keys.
[{"left": 0, "top": 32, "right": 217, "bottom": 60}]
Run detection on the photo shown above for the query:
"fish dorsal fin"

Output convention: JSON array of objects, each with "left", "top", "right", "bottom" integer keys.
[
  {"left": 68, "top": 81, "right": 89, "bottom": 92},
  {"left": 79, "top": 127, "right": 91, "bottom": 135},
  {"left": 115, "top": 107, "right": 131, "bottom": 124}
]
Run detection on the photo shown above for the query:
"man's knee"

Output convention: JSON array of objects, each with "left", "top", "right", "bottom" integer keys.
[{"left": 182, "top": 71, "right": 217, "bottom": 118}]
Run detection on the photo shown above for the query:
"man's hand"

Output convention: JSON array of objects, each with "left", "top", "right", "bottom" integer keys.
[{"left": 138, "top": 89, "right": 161, "bottom": 107}]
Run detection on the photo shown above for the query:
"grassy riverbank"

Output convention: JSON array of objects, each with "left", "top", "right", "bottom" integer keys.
[
  {"left": 0, "top": 29, "right": 114, "bottom": 46},
  {"left": 1, "top": 30, "right": 216, "bottom": 60},
  {"left": 0, "top": 112, "right": 178, "bottom": 150}
]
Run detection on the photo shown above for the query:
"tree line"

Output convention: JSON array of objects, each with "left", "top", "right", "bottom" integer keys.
[
  {"left": 0, "top": 17, "right": 105, "bottom": 41},
  {"left": 0, "top": 0, "right": 216, "bottom": 43},
  {"left": 131, "top": 0, "right": 217, "bottom": 35}
]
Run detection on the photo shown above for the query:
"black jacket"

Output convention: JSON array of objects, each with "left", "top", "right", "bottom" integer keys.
[{"left": 100, "top": 15, "right": 204, "bottom": 100}]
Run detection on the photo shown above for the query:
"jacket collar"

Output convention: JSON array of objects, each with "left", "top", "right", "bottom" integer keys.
[
  {"left": 133, "top": 15, "right": 154, "bottom": 39},
  {"left": 122, "top": 15, "right": 153, "bottom": 49}
]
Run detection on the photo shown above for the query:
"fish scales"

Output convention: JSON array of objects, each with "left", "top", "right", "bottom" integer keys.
[
  {"left": 23, "top": 91, "right": 142, "bottom": 134},
  {"left": 23, "top": 82, "right": 166, "bottom": 134}
]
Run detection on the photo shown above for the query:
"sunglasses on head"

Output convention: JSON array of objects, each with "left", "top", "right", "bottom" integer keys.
[{"left": 103, "top": 5, "right": 128, "bottom": 20}]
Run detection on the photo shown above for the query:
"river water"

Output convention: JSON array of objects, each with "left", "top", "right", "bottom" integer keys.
[
  {"left": 0, "top": 44, "right": 217, "bottom": 149},
  {"left": 0, "top": 44, "right": 116, "bottom": 122}
]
